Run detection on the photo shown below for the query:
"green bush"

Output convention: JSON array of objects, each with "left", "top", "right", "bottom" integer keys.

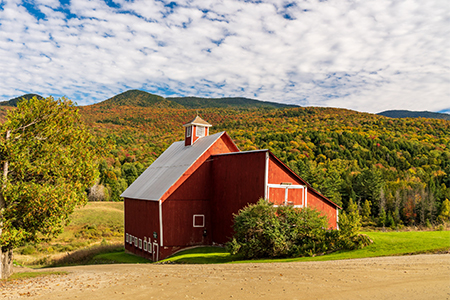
[{"left": 227, "top": 199, "right": 372, "bottom": 259}]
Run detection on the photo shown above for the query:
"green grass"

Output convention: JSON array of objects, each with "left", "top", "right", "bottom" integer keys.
[
  {"left": 92, "top": 251, "right": 151, "bottom": 264},
  {"left": 69, "top": 202, "right": 124, "bottom": 228},
  {"left": 14, "top": 202, "right": 125, "bottom": 267},
  {"left": 160, "top": 230, "right": 450, "bottom": 264},
  {"left": 4, "top": 271, "right": 68, "bottom": 281}
]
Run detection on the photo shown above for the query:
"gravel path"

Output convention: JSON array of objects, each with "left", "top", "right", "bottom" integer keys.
[{"left": 2, "top": 254, "right": 449, "bottom": 299}]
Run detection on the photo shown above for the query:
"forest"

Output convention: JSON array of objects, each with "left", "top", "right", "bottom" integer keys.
[{"left": 2, "top": 91, "right": 449, "bottom": 229}]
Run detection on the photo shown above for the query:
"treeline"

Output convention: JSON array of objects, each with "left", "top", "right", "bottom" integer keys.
[{"left": 79, "top": 105, "right": 450, "bottom": 228}]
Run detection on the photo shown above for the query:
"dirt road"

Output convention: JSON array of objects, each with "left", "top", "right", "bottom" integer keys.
[{"left": 2, "top": 254, "right": 449, "bottom": 299}]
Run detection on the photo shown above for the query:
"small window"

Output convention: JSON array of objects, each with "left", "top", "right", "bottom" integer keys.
[
  {"left": 196, "top": 126, "right": 205, "bottom": 137},
  {"left": 148, "top": 241, "right": 152, "bottom": 254},
  {"left": 126, "top": 233, "right": 129, "bottom": 243},
  {"left": 139, "top": 239, "right": 142, "bottom": 249},
  {"left": 193, "top": 214, "right": 205, "bottom": 227},
  {"left": 144, "top": 241, "right": 147, "bottom": 251},
  {"left": 134, "top": 237, "right": 138, "bottom": 247},
  {"left": 186, "top": 126, "right": 191, "bottom": 137}
]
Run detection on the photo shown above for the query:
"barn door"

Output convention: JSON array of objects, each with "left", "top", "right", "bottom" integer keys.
[{"left": 152, "top": 243, "right": 159, "bottom": 262}]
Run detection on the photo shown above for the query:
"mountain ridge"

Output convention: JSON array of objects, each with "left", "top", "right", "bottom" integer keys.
[
  {"left": 0, "top": 94, "right": 44, "bottom": 107},
  {"left": 377, "top": 109, "right": 450, "bottom": 121}
]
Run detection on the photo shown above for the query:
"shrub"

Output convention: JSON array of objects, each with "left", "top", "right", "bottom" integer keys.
[{"left": 227, "top": 199, "right": 371, "bottom": 259}]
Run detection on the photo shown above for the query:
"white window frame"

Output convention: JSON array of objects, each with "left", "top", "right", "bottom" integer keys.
[
  {"left": 134, "top": 237, "right": 138, "bottom": 247},
  {"left": 143, "top": 237, "right": 147, "bottom": 251},
  {"left": 139, "top": 239, "right": 142, "bottom": 249},
  {"left": 267, "top": 184, "right": 307, "bottom": 207},
  {"left": 126, "top": 233, "right": 129, "bottom": 243},
  {"left": 193, "top": 214, "right": 205, "bottom": 227},
  {"left": 196, "top": 126, "right": 205, "bottom": 137}
]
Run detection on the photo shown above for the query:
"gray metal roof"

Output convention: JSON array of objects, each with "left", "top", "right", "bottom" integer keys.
[{"left": 121, "top": 131, "right": 226, "bottom": 201}]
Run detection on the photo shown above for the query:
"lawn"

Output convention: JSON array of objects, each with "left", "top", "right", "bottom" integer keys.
[{"left": 159, "top": 230, "right": 450, "bottom": 264}]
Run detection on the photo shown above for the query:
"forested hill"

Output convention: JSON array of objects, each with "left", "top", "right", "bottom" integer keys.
[
  {"left": 0, "top": 93, "right": 44, "bottom": 107},
  {"left": 378, "top": 110, "right": 450, "bottom": 121},
  {"left": 167, "top": 96, "right": 299, "bottom": 109},
  {"left": 0, "top": 93, "right": 448, "bottom": 228},
  {"left": 94, "top": 89, "right": 298, "bottom": 109},
  {"left": 79, "top": 103, "right": 450, "bottom": 229}
]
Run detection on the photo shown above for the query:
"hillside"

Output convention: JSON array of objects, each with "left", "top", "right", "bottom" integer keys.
[
  {"left": 378, "top": 110, "right": 450, "bottom": 121},
  {"left": 0, "top": 92, "right": 448, "bottom": 229},
  {"left": 94, "top": 90, "right": 183, "bottom": 108},
  {"left": 94, "top": 89, "right": 298, "bottom": 109},
  {"left": 0, "top": 93, "right": 44, "bottom": 107},
  {"left": 167, "top": 96, "right": 299, "bottom": 109},
  {"left": 78, "top": 102, "right": 450, "bottom": 230}
]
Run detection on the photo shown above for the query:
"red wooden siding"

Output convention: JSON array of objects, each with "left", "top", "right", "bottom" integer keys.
[
  {"left": 163, "top": 161, "right": 213, "bottom": 252},
  {"left": 124, "top": 198, "right": 160, "bottom": 259},
  {"left": 268, "top": 155, "right": 338, "bottom": 229},
  {"left": 307, "top": 192, "right": 338, "bottom": 228},
  {"left": 268, "top": 187, "right": 286, "bottom": 205},
  {"left": 160, "top": 134, "right": 239, "bottom": 202},
  {"left": 268, "top": 156, "right": 305, "bottom": 185},
  {"left": 211, "top": 151, "right": 266, "bottom": 244}
]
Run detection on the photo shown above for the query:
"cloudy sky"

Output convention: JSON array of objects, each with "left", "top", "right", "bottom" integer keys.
[{"left": 0, "top": 0, "right": 448, "bottom": 113}]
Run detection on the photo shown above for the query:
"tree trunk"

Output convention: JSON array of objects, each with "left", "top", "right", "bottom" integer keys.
[
  {"left": 0, "top": 130, "right": 10, "bottom": 279},
  {"left": 0, "top": 248, "right": 13, "bottom": 279}
]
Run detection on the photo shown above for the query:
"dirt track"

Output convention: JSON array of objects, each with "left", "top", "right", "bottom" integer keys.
[{"left": 2, "top": 254, "right": 450, "bottom": 299}]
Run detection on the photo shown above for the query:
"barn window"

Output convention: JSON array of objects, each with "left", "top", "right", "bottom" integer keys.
[
  {"left": 148, "top": 241, "right": 152, "bottom": 253},
  {"left": 139, "top": 239, "right": 142, "bottom": 249},
  {"left": 193, "top": 214, "right": 205, "bottom": 227},
  {"left": 196, "top": 126, "right": 205, "bottom": 137},
  {"left": 144, "top": 240, "right": 147, "bottom": 251},
  {"left": 126, "top": 233, "right": 129, "bottom": 243},
  {"left": 134, "top": 237, "right": 138, "bottom": 247},
  {"left": 186, "top": 126, "right": 191, "bottom": 137}
]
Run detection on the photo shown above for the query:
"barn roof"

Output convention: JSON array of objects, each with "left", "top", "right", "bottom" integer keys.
[
  {"left": 121, "top": 131, "right": 225, "bottom": 201},
  {"left": 183, "top": 115, "right": 212, "bottom": 127}
]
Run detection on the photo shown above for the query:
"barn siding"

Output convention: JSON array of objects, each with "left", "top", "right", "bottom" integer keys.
[
  {"left": 124, "top": 198, "right": 160, "bottom": 260},
  {"left": 307, "top": 192, "right": 338, "bottom": 229},
  {"left": 163, "top": 161, "right": 213, "bottom": 249},
  {"left": 160, "top": 134, "right": 238, "bottom": 201},
  {"left": 211, "top": 151, "right": 266, "bottom": 244},
  {"left": 268, "top": 155, "right": 338, "bottom": 229}
]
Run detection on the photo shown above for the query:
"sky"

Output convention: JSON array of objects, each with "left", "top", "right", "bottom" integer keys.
[{"left": 0, "top": 0, "right": 449, "bottom": 113}]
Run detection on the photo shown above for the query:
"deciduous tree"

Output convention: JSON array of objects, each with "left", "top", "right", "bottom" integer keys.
[{"left": 0, "top": 97, "right": 99, "bottom": 278}]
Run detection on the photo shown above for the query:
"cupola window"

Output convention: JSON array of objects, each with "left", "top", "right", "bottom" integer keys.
[{"left": 196, "top": 126, "right": 205, "bottom": 137}]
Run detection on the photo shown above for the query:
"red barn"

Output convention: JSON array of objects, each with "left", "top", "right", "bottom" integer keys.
[{"left": 121, "top": 116, "right": 340, "bottom": 261}]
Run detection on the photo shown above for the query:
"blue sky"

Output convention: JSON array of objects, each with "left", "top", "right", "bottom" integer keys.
[{"left": 0, "top": 0, "right": 449, "bottom": 113}]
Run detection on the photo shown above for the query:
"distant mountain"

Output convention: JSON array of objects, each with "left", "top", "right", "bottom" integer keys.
[
  {"left": 0, "top": 94, "right": 44, "bottom": 107},
  {"left": 167, "top": 96, "right": 299, "bottom": 109},
  {"left": 95, "top": 90, "right": 183, "bottom": 109},
  {"left": 93, "top": 90, "right": 299, "bottom": 110},
  {"left": 377, "top": 110, "right": 450, "bottom": 121}
]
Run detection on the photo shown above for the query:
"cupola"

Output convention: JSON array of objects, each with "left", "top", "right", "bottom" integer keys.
[{"left": 183, "top": 116, "right": 212, "bottom": 146}]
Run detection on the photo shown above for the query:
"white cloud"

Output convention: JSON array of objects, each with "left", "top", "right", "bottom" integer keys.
[{"left": 0, "top": 0, "right": 448, "bottom": 112}]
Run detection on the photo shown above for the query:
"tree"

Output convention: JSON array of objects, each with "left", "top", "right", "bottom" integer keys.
[
  {"left": 0, "top": 97, "right": 99, "bottom": 278},
  {"left": 437, "top": 199, "right": 450, "bottom": 224}
]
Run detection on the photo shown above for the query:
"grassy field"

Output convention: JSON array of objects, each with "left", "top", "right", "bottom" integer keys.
[
  {"left": 14, "top": 202, "right": 124, "bottom": 267},
  {"left": 159, "top": 230, "right": 450, "bottom": 264}
]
